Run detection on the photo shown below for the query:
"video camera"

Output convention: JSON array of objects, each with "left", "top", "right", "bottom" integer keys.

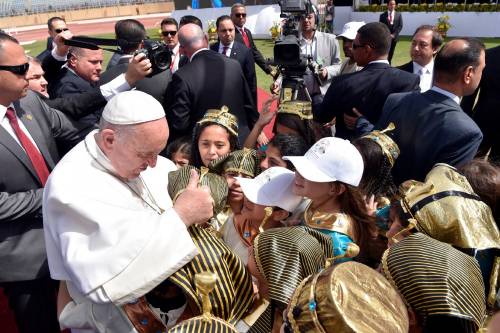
[
  {"left": 271, "top": 0, "right": 322, "bottom": 101},
  {"left": 63, "top": 36, "right": 172, "bottom": 77}
]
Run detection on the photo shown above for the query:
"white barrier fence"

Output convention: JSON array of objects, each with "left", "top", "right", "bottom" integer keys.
[{"left": 172, "top": 5, "right": 500, "bottom": 38}]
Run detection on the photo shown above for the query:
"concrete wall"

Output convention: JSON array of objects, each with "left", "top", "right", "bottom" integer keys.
[{"left": 0, "top": 2, "right": 173, "bottom": 28}]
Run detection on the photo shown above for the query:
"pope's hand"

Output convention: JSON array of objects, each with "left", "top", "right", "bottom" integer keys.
[{"left": 174, "top": 170, "right": 214, "bottom": 227}]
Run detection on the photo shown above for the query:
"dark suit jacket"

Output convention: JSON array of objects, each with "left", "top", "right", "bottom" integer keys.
[
  {"left": 235, "top": 26, "right": 271, "bottom": 74},
  {"left": 398, "top": 61, "right": 414, "bottom": 73},
  {"left": 0, "top": 91, "right": 94, "bottom": 282},
  {"left": 48, "top": 67, "right": 94, "bottom": 99},
  {"left": 461, "top": 46, "right": 500, "bottom": 160},
  {"left": 43, "top": 88, "right": 107, "bottom": 120},
  {"left": 316, "top": 62, "right": 420, "bottom": 139},
  {"left": 99, "top": 56, "right": 172, "bottom": 105},
  {"left": 379, "top": 11, "right": 403, "bottom": 41},
  {"left": 36, "top": 37, "right": 53, "bottom": 62},
  {"left": 376, "top": 90, "right": 483, "bottom": 184},
  {"left": 164, "top": 50, "right": 257, "bottom": 143},
  {"left": 210, "top": 41, "right": 257, "bottom": 107}
]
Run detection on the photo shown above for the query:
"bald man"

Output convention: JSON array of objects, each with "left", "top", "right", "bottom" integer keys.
[
  {"left": 164, "top": 23, "right": 258, "bottom": 144},
  {"left": 376, "top": 38, "right": 485, "bottom": 184}
]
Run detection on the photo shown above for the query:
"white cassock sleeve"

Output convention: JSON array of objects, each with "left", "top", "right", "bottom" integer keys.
[{"left": 43, "top": 151, "right": 197, "bottom": 305}]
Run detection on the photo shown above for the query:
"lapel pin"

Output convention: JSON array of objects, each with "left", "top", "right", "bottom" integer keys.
[{"left": 26, "top": 114, "right": 33, "bottom": 120}]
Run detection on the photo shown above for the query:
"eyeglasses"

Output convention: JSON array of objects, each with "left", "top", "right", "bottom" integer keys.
[
  {"left": 54, "top": 28, "right": 69, "bottom": 34},
  {"left": 0, "top": 63, "right": 30, "bottom": 76},
  {"left": 235, "top": 13, "right": 247, "bottom": 18},
  {"left": 161, "top": 30, "right": 177, "bottom": 37}
]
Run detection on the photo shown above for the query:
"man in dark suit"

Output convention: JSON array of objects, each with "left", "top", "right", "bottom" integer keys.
[
  {"left": 0, "top": 32, "right": 93, "bottom": 333},
  {"left": 376, "top": 38, "right": 485, "bottom": 184},
  {"left": 164, "top": 23, "right": 257, "bottom": 143},
  {"left": 36, "top": 16, "right": 67, "bottom": 62},
  {"left": 99, "top": 19, "right": 172, "bottom": 105},
  {"left": 461, "top": 45, "right": 500, "bottom": 161},
  {"left": 231, "top": 3, "right": 273, "bottom": 75},
  {"left": 28, "top": 54, "right": 151, "bottom": 122},
  {"left": 316, "top": 22, "right": 419, "bottom": 140},
  {"left": 379, "top": 0, "right": 402, "bottom": 64},
  {"left": 48, "top": 46, "right": 103, "bottom": 99},
  {"left": 211, "top": 15, "right": 257, "bottom": 108},
  {"left": 398, "top": 25, "right": 443, "bottom": 92}
]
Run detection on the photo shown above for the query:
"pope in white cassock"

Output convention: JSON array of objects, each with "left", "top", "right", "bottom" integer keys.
[{"left": 42, "top": 91, "right": 214, "bottom": 332}]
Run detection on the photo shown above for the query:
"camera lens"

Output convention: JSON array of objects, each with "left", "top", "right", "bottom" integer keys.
[{"left": 154, "top": 50, "right": 171, "bottom": 70}]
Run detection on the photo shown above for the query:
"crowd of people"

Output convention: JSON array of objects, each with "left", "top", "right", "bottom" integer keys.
[{"left": 0, "top": 2, "right": 499, "bottom": 333}]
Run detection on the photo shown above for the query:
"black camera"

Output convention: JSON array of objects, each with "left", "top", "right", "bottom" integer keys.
[{"left": 135, "top": 40, "right": 172, "bottom": 77}]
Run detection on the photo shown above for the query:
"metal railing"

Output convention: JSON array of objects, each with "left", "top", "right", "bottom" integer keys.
[{"left": 1, "top": 0, "right": 169, "bottom": 17}]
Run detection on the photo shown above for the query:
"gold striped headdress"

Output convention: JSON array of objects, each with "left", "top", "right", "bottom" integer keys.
[
  {"left": 168, "top": 165, "right": 228, "bottom": 215},
  {"left": 361, "top": 123, "right": 400, "bottom": 166},
  {"left": 252, "top": 226, "right": 333, "bottom": 308},
  {"left": 197, "top": 106, "right": 239, "bottom": 137},
  {"left": 399, "top": 163, "right": 500, "bottom": 250},
  {"left": 278, "top": 100, "right": 313, "bottom": 120},
  {"left": 168, "top": 272, "right": 239, "bottom": 333},
  {"left": 168, "top": 225, "right": 254, "bottom": 324},
  {"left": 167, "top": 167, "right": 253, "bottom": 323},
  {"left": 381, "top": 233, "right": 486, "bottom": 330},
  {"left": 209, "top": 148, "right": 260, "bottom": 178},
  {"left": 287, "top": 261, "right": 409, "bottom": 333}
]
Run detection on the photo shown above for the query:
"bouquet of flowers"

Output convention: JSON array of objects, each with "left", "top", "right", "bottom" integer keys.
[
  {"left": 436, "top": 15, "right": 451, "bottom": 37},
  {"left": 269, "top": 20, "right": 281, "bottom": 41}
]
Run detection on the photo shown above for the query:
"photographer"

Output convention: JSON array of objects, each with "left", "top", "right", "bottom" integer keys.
[
  {"left": 99, "top": 19, "right": 172, "bottom": 105},
  {"left": 272, "top": 8, "right": 341, "bottom": 106}
]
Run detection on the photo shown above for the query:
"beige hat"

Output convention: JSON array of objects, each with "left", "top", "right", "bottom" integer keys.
[{"left": 102, "top": 91, "right": 165, "bottom": 125}]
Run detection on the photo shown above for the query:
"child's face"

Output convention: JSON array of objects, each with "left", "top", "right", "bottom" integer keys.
[
  {"left": 171, "top": 151, "right": 190, "bottom": 168},
  {"left": 292, "top": 171, "right": 332, "bottom": 201},
  {"left": 259, "top": 144, "right": 287, "bottom": 171},
  {"left": 241, "top": 196, "right": 266, "bottom": 220}
]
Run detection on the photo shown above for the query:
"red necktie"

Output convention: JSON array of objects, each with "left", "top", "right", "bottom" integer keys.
[
  {"left": 222, "top": 46, "right": 229, "bottom": 56},
  {"left": 5, "top": 107, "right": 50, "bottom": 186},
  {"left": 388, "top": 12, "right": 393, "bottom": 24},
  {"left": 240, "top": 28, "right": 251, "bottom": 48}
]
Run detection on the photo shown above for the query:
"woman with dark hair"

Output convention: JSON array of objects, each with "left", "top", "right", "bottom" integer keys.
[
  {"left": 165, "top": 136, "right": 192, "bottom": 168},
  {"left": 352, "top": 124, "right": 399, "bottom": 203},
  {"left": 283, "top": 137, "right": 378, "bottom": 267},
  {"left": 190, "top": 106, "right": 240, "bottom": 168},
  {"left": 459, "top": 158, "right": 500, "bottom": 226}
]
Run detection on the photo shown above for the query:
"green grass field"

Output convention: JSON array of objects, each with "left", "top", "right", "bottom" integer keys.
[{"left": 23, "top": 31, "right": 500, "bottom": 91}]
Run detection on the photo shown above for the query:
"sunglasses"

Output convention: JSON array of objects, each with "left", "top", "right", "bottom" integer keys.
[
  {"left": 235, "top": 13, "right": 247, "bottom": 18},
  {"left": 0, "top": 63, "right": 30, "bottom": 76},
  {"left": 54, "top": 28, "right": 69, "bottom": 34},
  {"left": 161, "top": 30, "right": 177, "bottom": 37}
]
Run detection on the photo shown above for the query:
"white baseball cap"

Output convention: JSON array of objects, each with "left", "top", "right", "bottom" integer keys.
[
  {"left": 236, "top": 167, "right": 302, "bottom": 212},
  {"left": 283, "top": 137, "right": 364, "bottom": 186},
  {"left": 337, "top": 21, "right": 366, "bottom": 41},
  {"left": 102, "top": 90, "right": 165, "bottom": 125}
]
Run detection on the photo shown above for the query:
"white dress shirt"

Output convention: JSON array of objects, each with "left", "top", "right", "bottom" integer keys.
[
  {"left": 0, "top": 104, "right": 42, "bottom": 153},
  {"left": 170, "top": 43, "right": 181, "bottom": 73},
  {"left": 218, "top": 41, "right": 234, "bottom": 57},
  {"left": 431, "top": 85, "right": 460, "bottom": 105},
  {"left": 413, "top": 60, "right": 434, "bottom": 92}
]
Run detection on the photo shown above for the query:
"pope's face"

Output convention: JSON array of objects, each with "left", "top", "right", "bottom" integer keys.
[{"left": 107, "top": 118, "right": 169, "bottom": 180}]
